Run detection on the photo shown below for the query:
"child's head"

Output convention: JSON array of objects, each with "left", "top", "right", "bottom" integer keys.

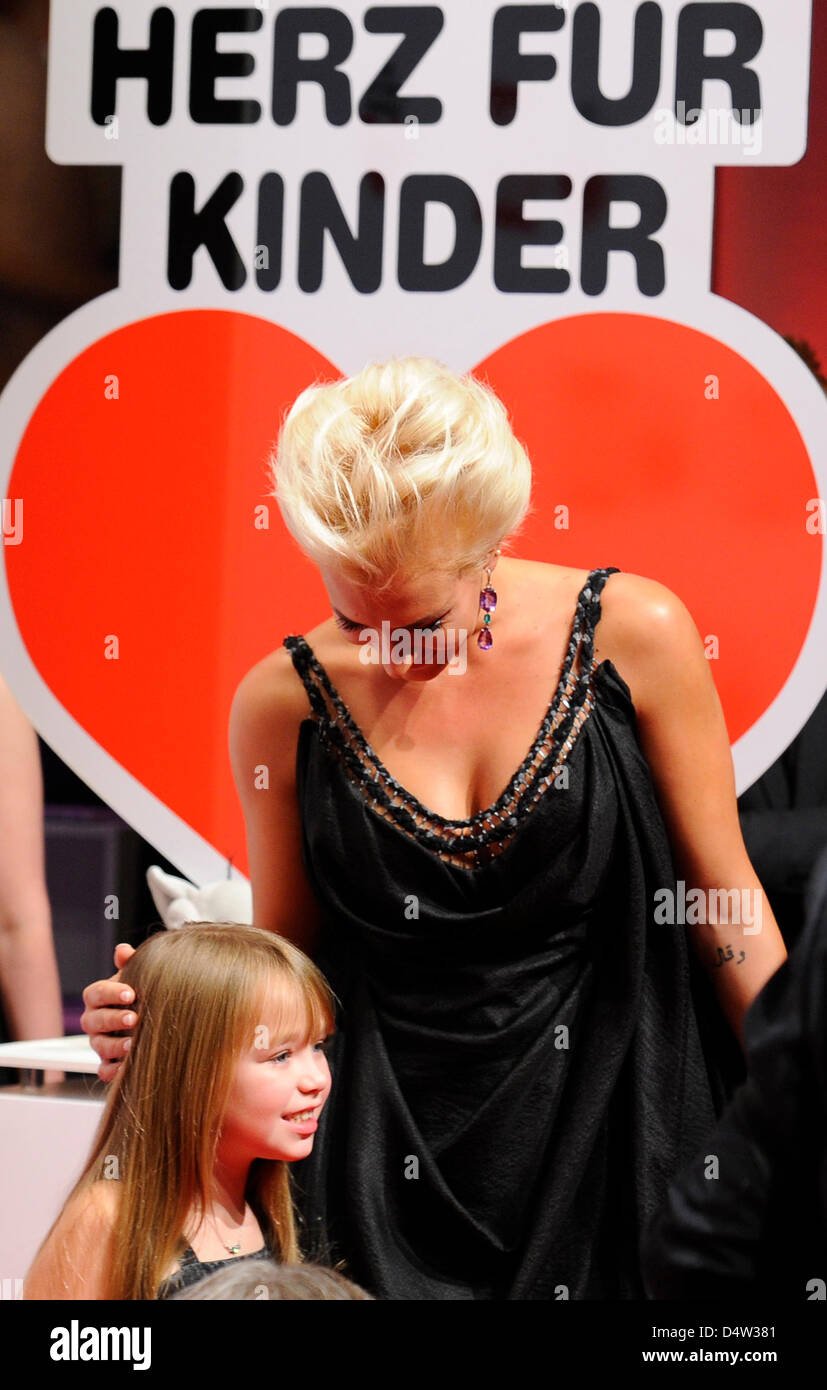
[
  {"left": 170, "top": 1258, "right": 374, "bottom": 1300},
  {"left": 63, "top": 922, "right": 336, "bottom": 1298},
  {"left": 114, "top": 922, "right": 335, "bottom": 1168}
]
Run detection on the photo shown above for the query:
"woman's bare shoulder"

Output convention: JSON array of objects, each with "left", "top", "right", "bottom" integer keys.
[
  {"left": 521, "top": 559, "right": 675, "bottom": 619},
  {"left": 512, "top": 557, "right": 591, "bottom": 593},
  {"left": 596, "top": 569, "right": 697, "bottom": 650},
  {"left": 230, "top": 645, "right": 311, "bottom": 731},
  {"left": 228, "top": 646, "right": 315, "bottom": 800},
  {"left": 511, "top": 560, "right": 597, "bottom": 638},
  {"left": 522, "top": 561, "right": 698, "bottom": 676},
  {"left": 591, "top": 570, "right": 705, "bottom": 715}
]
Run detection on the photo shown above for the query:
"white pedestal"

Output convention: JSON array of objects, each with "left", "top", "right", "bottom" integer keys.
[{"left": 0, "top": 1037, "right": 106, "bottom": 1294}]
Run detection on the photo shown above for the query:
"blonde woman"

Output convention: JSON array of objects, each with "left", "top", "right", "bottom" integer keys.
[
  {"left": 82, "top": 357, "right": 787, "bottom": 1299},
  {"left": 26, "top": 924, "right": 334, "bottom": 1300}
]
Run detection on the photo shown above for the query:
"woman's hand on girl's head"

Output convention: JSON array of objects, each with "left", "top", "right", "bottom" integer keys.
[{"left": 80, "top": 941, "right": 139, "bottom": 1082}]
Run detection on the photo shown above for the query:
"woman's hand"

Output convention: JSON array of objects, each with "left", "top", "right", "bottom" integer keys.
[{"left": 80, "top": 942, "right": 138, "bottom": 1081}]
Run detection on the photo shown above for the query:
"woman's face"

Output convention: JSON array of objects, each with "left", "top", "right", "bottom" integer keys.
[
  {"left": 321, "top": 549, "right": 499, "bottom": 682},
  {"left": 218, "top": 992, "right": 333, "bottom": 1164}
]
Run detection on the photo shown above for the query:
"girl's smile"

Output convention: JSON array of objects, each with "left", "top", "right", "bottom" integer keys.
[{"left": 281, "top": 1104, "right": 322, "bottom": 1136}]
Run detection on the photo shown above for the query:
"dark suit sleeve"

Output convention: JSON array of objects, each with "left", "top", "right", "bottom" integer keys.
[
  {"left": 739, "top": 808, "right": 827, "bottom": 896},
  {"left": 640, "top": 913, "right": 822, "bottom": 1300},
  {"left": 640, "top": 1076, "right": 774, "bottom": 1299}
]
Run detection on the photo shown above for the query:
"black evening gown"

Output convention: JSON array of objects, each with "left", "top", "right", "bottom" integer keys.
[{"left": 283, "top": 567, "right": 744, "bottom": 1300}]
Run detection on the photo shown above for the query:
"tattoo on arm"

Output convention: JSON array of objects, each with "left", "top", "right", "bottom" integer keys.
[{"left": 713, "top": 944, "right": 746, "bottom": 968}]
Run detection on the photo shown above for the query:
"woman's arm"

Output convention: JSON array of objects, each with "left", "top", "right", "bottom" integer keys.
[
  {"left": 80, "top": 647, "right": 324, "bottom": 1077},
  {"left": 599, "top": 573, "right": 788, "bottom": 1046},
  {"left": 79, "top": 648, "right": 323, "bottom": 1080},
  {"left": 0, "top": 675, "right": 64, "bottom": 1079},
  {"left": 228, "top": 647, "right": 324, "bottom": 955},
  {"left": 23, "top": 1181, "right": 118, "bottom": 1300}
]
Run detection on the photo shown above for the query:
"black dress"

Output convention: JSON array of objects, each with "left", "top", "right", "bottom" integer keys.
[
  {"left": 156, "top": 1243, "right": 273, "bottom": 1299},
  {"left": 283, "top": 567, "right": 743, "bottom": 1300}
]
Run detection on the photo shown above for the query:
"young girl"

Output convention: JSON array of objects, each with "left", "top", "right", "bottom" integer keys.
[{"left": 24, "top": 922, "right": 335, "bottom": 1300}]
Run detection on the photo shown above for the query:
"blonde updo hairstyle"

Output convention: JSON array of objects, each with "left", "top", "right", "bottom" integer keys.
[{"left": 269, "top": 356, "right": 534, "bottom": 591}]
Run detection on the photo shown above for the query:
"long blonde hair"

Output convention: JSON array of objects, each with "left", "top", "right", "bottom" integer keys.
[
  {"left": 269, "top": 355, "right": 534, "bottom": 590},
  {"left": 36, "top": 923, "right": 336, "bottom": 1300}
]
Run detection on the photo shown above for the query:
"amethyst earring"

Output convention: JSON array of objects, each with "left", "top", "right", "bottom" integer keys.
[{"left": 478, "top": 565, "right": 497, "bottom": 650}]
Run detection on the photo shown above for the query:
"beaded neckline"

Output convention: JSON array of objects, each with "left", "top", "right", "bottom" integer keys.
[{"left": 284, "top": 567, "right": 619, "bottom": 868}]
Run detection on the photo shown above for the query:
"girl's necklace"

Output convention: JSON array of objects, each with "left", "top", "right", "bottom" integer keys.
[{"left": 207, "top": 1202, "right": 251, "bottom": 1256}]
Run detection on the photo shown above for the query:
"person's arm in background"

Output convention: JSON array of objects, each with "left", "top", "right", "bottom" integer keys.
[
  {"left": 0, "top": 673, "right": 64, "bottom": 1081},
  {"left": 738, "top": 688, "right": 827, "bottom": 944},
  {"left": 740, "top": 807, "right": 827, "bottom": 892},
  {"left": 641, "top": 850, "right": 827, "bottom": 1299},
  {"left": 739, "top": 805, "right": 827, "bottom": 946},
  {"left": 640, "top": 1073, "right": 775, "bottom": 1298}
]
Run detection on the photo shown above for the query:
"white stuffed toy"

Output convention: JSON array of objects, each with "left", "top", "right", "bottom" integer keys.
[{"left": 146, "top": 865, "right": 253, "bottom": 930}]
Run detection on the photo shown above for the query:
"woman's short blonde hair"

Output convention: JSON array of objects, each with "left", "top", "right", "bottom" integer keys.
[{"left": 268, "top": 356, "right": 534, "bottom": 590}]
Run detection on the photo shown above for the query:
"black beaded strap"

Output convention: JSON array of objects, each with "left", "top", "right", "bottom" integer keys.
[{"left": 284, "top": 567, "right": 619, "bottom": 869}]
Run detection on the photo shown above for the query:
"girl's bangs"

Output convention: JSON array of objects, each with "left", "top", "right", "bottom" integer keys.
[{"left": 249, "top": 968, "right": 333, "bottom": 1048}]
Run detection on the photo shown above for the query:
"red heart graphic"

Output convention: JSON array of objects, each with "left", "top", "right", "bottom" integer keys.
[{"left": 5, "top": 310, "right": 819, "bottom": 877}]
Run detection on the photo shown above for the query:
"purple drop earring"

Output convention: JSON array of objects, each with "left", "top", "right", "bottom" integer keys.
[{"left": 478, "top": 564, "right": 497, "bottom": 650}]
